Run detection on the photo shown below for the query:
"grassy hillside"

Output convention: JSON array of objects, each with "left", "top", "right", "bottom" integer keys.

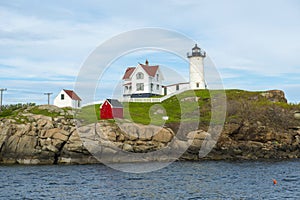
[
  {"left": 77, "top": 89, "right": 299, "bottom": 128},
  {"left": 0, "top": 104, "right": 73, "bottom": 123},
  {"left": 2, "top": 90, "right": 299, "bottom": 128},
  {"left": 76, "top": 104, "right": 100, "bottom": 124}
]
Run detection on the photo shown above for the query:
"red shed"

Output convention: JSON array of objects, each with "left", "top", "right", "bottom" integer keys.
[{"left": 100, "top": 99, "right": 123, "bottom": 119}]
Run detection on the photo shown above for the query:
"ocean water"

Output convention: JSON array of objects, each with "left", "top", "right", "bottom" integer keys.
[{"left": 0, "top": 160, "right": 299, "bottom": 199}]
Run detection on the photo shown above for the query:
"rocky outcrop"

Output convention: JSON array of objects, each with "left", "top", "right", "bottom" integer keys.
[
  {"left": 0, "top": 106, "right": 96, "bottom": 164},
  {"left": 260, "top": 90, "right": 287, "bottom": 103},
  {"left": 0, "top": 106, "right": 179, "bottom": 164},
  {"left": 0, "top": 91, "right": 300, "bottom": 164},
  {"left": 204, "top": 121, "right": 300, "bottom": 160}
]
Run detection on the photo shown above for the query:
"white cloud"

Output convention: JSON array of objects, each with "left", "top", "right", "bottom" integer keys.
[{"left": 0, "top": 0, "right": 299, "bottom": 103}]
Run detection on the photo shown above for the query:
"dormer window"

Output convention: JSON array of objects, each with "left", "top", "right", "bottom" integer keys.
[
  {"left": 156, "top": 74, "right": 159, "bottom": 81},
  {"left": 136, "top": 72, "right": 144, "bottom": 79}
]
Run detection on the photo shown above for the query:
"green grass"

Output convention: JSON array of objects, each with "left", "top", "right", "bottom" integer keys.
[
  {"left": 0, "top": 104, "right": 75, "bottom": 123},
  {"left": 28, "top": 107, "right": 73, "bottom": 118},
  {"left": 123, "top": 90, "right": 212, "bottom": 125},
  {"left": 79, "top": 89, "right": 296, "bottom": 126},
  {"left": 29, "top": 107, "right": 60, "bottom": 118},
  {"left": 0, "top": 103, "right": 35, "bottom": 118},
  {"left": 2, "top": 90, "right": 298, "bottom": 127},
  {"left": 76, "top": 104, "right": 101, "bottom": 124},
  {"left": 0, "top": 109, "right": 15, "bottom": 117}
]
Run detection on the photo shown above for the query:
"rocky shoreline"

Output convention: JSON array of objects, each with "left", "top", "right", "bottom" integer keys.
[{"left": 0, "top": 90, "right": 300, "bottom": 165}]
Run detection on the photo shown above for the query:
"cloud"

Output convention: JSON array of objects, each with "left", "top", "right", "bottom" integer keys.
[{"left": 0, "top": 0, "right": 299, "bottom": 104}]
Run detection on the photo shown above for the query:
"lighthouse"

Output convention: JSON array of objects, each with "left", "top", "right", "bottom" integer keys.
[{"left": 187, "top": 44, "right": 206, "bottom": 89}]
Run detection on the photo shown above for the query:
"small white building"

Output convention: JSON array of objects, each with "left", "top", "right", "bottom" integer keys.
[
  {"left": 122, "top": 60, "right": 164, "bottom": 98},
  {"left": 54, "top": 89, "right": 82, "bottom": 108},
  {"left": 162, "top": 82, "right": 190, "bottom": 95}
]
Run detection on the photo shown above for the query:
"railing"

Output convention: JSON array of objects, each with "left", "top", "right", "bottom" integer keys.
[
  {"left": 120, "top": 88, "right": 189, "bottom": 103},
  {"left": 127, "top": 98, "right": 161, "bottom": 103}
]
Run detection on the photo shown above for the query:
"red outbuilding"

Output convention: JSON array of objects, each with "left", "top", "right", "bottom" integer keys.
[{"left": 100, "top": 99, "right": 123, "bottom": 119}]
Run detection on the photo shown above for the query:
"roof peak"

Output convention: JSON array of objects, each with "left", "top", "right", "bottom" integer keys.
[
  {"left": 106, "top": 99, "right": 123, "bottom": 108},
  {"left": 192, "top": 44, "right": 200, "bottom": 50},
  {"left": 122, "top": 61, "right": 160, "bottom": 80},
  {"left": 62, "top": 89, "right": 81, "bottom": 101}
]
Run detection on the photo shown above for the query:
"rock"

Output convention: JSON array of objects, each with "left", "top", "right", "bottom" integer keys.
[
  {"left": 153, "top": 108, "right": 165, "bottom": 115},
  {"left": 187, "top": 130, "right": 209, "bottom": 140},
  {"left": 119, "top": 124, "right": 139, "bottom": 140},
  {"left": 6, "top": 134, "right": 20, "bottom": 153},
  {"left": 138, "top": 125, "right": 156, "bottom": 141},
  {"left": 260, "top": 90, "right": 287, "bottom": 103},
  {"left": 181, "top": 97, "right": 200, "bottom": 102},
  {"left": 16, "top": 135, "right": 37, "bottom": 155},
  {"left": 106, "top": 132, "right": 117, "bottom": 142},
  {"left": 101, "top": 146, "right": 118, "bottom": 155},
  {"left": 43, "top": 128, "right": 69, "bottom": 140},
  {"left": 123, "top": 143, "right": 133, "bottom": 152},
  {"left": 17, "top": 158, "right": 41, "bottom": 165},
  {"left": 118, "top": 133, "right": 125, "bottom": 141},
  {"left": 170, "top": 138, "right": 190, "bottom": 151},
  {"left": 45, "top": 145, "right": 59, "bottom": 153},
  {"left": 63, "top": 131, "right": 84, "bottom": 153},
  {"left": 153, "top": 129, "right": 174, "bottom": 143},
  {"left": 34, "top": 115, "right": 52, "bottom": 122},
  {"left": 37, "top": 119, "right": 53, "bottom": 129},
  {"left": 0, "top": 125, "right": 11, "bottom": 147},
  {"left": 53, "top": 132, "right": 69, "bottom": 141},
  {"left": 133, "top": 145, "right": 155, "bottom": 153},
  {"left": 57, "top": 156, "right": 98, "bottom": 164}
]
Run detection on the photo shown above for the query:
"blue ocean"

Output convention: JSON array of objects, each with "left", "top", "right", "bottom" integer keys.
[{"left": 0, "top": 160, "right": 299, "bottom": 199}]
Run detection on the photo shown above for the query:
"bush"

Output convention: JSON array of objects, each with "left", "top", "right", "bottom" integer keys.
[{"left": 0, "top": 103, "right": 36, "bottom": 117}]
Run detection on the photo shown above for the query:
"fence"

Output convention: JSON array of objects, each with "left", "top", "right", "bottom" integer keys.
[{"left": 120, "top": 88, "right": 189, "bottom": 103}]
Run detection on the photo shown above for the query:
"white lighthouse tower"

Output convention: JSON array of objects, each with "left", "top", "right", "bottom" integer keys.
[{"left": 187, "top": 44, "right": 206, "bottom": 89}]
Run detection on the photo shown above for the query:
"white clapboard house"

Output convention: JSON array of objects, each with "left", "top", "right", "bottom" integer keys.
[
  {"left": 122, "top": 60, "right": 164, "bottom": 98},
  {"left": 54, "top": 89, "right": 82, "bottom": 108}
]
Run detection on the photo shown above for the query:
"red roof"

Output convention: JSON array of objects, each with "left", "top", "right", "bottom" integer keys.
[
  {"left": 122, "top": 64, "right": 159, "bottom": 80},
  {"left": 63, "top": 89, "right": 81, "bottom": 101},
  {"left": 122, "top": 67, "right": 135, "bottom": 79},
  {"left": 140, "top": 64, "right": 159, "bottom": 77}
]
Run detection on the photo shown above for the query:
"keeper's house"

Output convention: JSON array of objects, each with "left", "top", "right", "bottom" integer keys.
[{"left": 122, "top": 60, "right": 164, "bottom": 99}]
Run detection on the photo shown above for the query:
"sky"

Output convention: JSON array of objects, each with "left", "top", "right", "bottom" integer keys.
[{"left": 0, "top": 0, "right": 300, "bottom": 105}]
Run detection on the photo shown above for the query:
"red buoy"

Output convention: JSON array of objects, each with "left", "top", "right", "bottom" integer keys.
[{"left": 273, "top": 179, "right": 277, "bottom": 185}]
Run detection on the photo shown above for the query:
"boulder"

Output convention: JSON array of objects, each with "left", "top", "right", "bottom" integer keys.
[
  {"left": 187, "top": 130, "right": 209, "bottom": 140},
  {"left": 153, "top": 129, "right": 174, "bottom": 143}
]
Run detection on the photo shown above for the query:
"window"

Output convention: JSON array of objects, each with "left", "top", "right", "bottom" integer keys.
[
  {"left": 136, "top": 83, "right": 144, "bottom": 91},
  {"left": 136, "top": 72, "right": 144, "bottom": 79},
  {"left": 151, "top": 83, "right": 154, "bottom": 92},
  {"left": 125, "top": 86, "right": 128, "bottom": 90},
  {"left": 176, "top": 84, "right": 179, "bottom": 91},
  {"left": 61, "top": 94, "right": 64, "bottom": 100},
  {"left": 196, "top": 83, "right": 199, "bottom": 88},
  {"left": 156, "top": 74, "right": 159, "bottom": 81},
  {"left": 156, "top": 84, "right": 159, "bottom": 90}
]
